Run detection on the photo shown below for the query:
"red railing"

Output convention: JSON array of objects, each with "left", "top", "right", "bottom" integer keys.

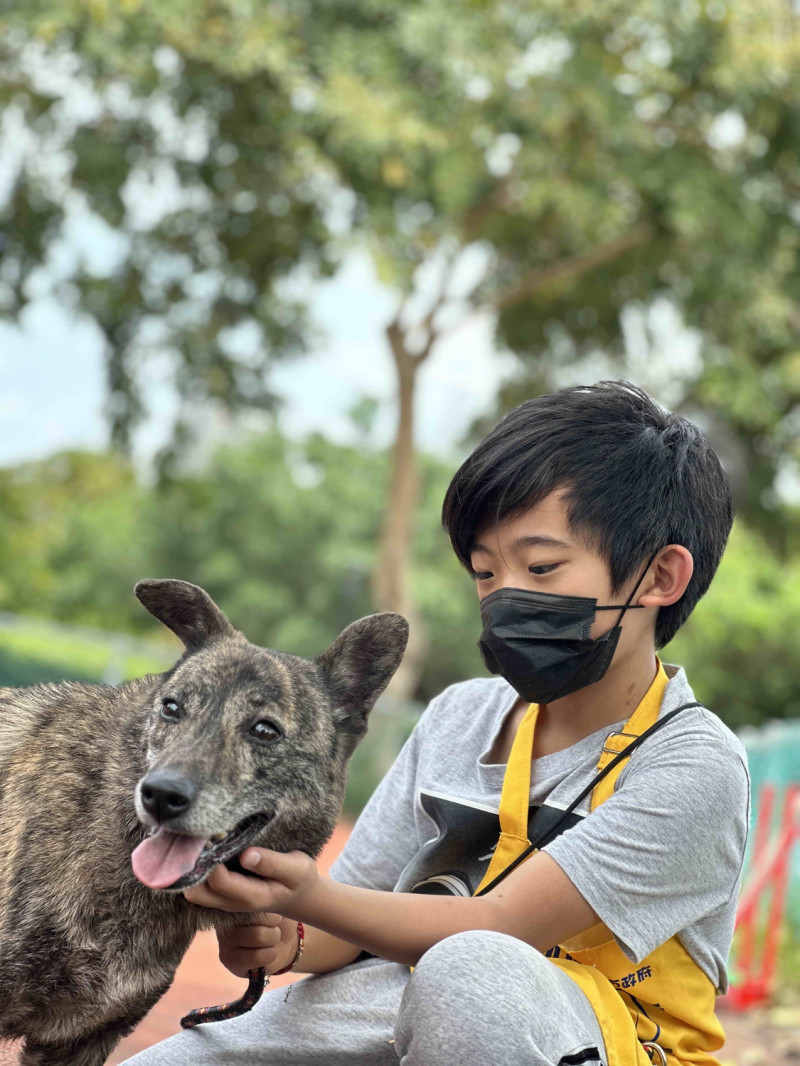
[{"left": 722, "top": 783, "right": 800, "bottom": 1010}]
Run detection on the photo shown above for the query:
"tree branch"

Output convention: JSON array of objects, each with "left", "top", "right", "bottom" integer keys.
[
  {"left": 385, "top": 245, "right": 464, "bottom": 368},
  {"left": 459, "top": 173, "right": 515, "bottom": 242},
  {"left": 476, "top": 221, "right": 654, "bottom": 314}
]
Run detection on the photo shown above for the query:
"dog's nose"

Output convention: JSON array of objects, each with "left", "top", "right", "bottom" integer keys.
[{"left": 140, "top": 770, "right": 196, "bottom": 823}]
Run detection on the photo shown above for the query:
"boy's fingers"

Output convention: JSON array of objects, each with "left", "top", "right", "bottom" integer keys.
[
  {"left": 217, "top": 916, "right": 282, "bottom": 947},
  {"left": 207, "top": 861, "right": 283, "bottom": 895},
  {"left": 182, "top": 852, "right": 307, "bottom": 912},
  {"left": 183, "top": 868, "right": 278, "bottom": 911},
  {"left": 234, "top": 925, "right": 281, "bottom": 948},
  {"left": 239, "top": 848, "right": 312, "bottom": 886},
  {"left": 240, "top": 847, "right": 304, "bottom": 870},
  {"left": 226, "top": 911, "right": 283, "bottom": 927},
  {"left": 220, "top": 946, "right": 284, "bottom": 979},
  {"left": 257, "top": 912, "right": 284, "bottom": 927},
  {"left": 183, "top": 884, "right": 232, "bottom": 910}
]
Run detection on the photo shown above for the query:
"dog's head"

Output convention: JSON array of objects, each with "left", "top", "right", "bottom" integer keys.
[{"left": 130, "top": 579, "right": 408, "bottom": 893}]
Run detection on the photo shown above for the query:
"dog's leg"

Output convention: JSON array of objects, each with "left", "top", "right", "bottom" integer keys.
[
  {"left": 19, "top": 982, "right": 173, "bottom": 1066},
  {"left": 21, "top": 1015, "right": 146, "bottom": 1066},
  {"left": 19, "top": 1028, "right": 125, "bottom": 1066}
]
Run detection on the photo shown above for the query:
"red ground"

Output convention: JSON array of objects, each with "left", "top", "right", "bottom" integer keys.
[{"left": 0, "top": 822, "right": 797, "bottom": 1064}]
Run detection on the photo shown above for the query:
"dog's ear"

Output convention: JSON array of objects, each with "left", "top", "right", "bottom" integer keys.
[
  {"left": 314, "top": 613, "right": 409, "bottom": 728},
  {"left": 134, "top": 579, "right": 236, "bottom": 651}
]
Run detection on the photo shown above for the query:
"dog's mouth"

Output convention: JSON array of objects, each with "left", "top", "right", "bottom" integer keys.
[{"left": 131, "top": 811, "right": 274, "bottom": 891}]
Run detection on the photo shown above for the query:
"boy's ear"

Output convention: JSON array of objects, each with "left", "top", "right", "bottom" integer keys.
[
  {"left": 314, "top": 613, "right": 409, "bottom": 730},
  {"left": 637, "top": 545, "right": 694, "bottom": 608},
  {"left": 134, "top": 579, "right": 236, "bottom": 651}
]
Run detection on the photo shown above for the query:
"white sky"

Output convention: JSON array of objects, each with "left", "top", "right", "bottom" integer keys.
[{"left": 0, "top": 247, "right": 519, "bottom": 472}]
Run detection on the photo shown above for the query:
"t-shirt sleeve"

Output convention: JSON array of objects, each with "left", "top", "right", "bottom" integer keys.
[
  {"left": 541, "top": 725, "right": 751, "bottom": 964},
  {"left": 328, "top": 695, "right": 436, "bottom": 892}
]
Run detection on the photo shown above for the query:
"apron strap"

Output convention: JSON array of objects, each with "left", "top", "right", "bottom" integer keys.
[
  {"left": 591, "top": 657, "right": 668, "bottom": 810},
  {"left": 497, "top": 701, "right": 539, "bottom": 839},
  {"left": 473, "top": 701, "right": 540, "bottom": 894},
  {"left": 474, "top": 699, "right": 704, "bottom": 897}
]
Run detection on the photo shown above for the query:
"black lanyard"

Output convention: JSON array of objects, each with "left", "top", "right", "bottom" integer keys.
[{"left": 474, "top": 701, "right": 703, "bottom": 897}]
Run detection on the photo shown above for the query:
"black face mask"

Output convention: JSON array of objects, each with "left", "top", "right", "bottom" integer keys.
[{"left": 477, "top": 551, "right": 659, "bottom": 704}]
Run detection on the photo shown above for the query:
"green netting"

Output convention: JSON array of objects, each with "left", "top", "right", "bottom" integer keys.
[{"left": 738, "top": 721, "right": 800, "bottom": 934}]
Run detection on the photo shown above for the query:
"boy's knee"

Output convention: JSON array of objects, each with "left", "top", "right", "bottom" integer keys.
[
  {"left": 394, "top": 932, "right": 559, "bottom": 1064},
  {"left": 411, "top": 928, "right": 546, "bottom": 986},
  {"left": 416, "top": 929, "right": 529, "bottom": 976},
  {"left": 395, "top": 932, "right": 542, "bottom": 1039}
]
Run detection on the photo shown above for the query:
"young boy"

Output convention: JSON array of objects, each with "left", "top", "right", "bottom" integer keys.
[{"left": 123, "top": 380, "right": 750, "bottom": 1066}]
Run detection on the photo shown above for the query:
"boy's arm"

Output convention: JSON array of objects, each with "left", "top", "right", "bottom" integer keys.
[
  {"left": 299, "top": 925, "right": 363, "bottom": 973},
  {"left": 196, "top": 711, "right": 749, "bottom": 970},
  {"left": 191, "top": 847, "right": 600, "bottom": 969},
  {"left": 299, "top": 850, "right": 599, "bottom": 967}
]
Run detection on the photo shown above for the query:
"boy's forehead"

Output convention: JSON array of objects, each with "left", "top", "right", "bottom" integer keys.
[{"left": 472, "top": 490, "right": 574, "bottom": 552}]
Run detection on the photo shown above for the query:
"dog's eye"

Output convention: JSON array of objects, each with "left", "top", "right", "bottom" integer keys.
[
  {"left": 160, "top": 698, "right": 181, "bottom": 722},
  {"left": 250, "top": 719, "right": 281, "bottom": 743}
]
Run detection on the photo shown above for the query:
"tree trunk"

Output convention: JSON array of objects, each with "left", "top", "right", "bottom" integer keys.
[
  {"left": 371, "top": 320, "right": 427, "bottom": 701},
  {"left": 370, "top": 226, "right": 653, "bottom": 701}
]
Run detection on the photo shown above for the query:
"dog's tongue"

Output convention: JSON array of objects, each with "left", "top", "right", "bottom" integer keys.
[{"left": 131, "top": 828, "right": 208, "bottom": 889}]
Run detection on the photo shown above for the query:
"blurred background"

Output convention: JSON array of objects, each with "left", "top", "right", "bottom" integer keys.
[{"left": 1, "top": 1, "right": 800, "bottom": 1061}]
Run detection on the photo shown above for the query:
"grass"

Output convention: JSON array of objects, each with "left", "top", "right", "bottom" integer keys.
[
  {"left": 728, "top": 917, "right": 800, "bottom": 1002},
  {"left": 777, "top": 933, "right": 800, "bottom": 1000},
  {"left": 0, "top": 618, "right": 175, "bottom": 687}
]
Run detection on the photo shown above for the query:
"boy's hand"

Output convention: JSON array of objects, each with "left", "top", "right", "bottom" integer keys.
[
  {"left": 183, "top": 847, "right": 318, "bottom": 918},
  {"left": 216, "top": 913, "right": 299, "bottom": 978}
]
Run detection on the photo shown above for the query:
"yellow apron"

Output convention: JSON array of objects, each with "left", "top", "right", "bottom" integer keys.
[{"left": 473, "top": 658, "right": 726, "bottom": 1066}]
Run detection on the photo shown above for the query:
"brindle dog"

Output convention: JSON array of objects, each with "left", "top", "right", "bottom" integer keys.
[{"left": 0, "top": 579, "right": 408, "bottom": 1065}]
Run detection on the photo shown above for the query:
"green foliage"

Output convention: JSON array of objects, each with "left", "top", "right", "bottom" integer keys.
[
  {"left": 0, "top": 427, "right": 798, "bottom": 731},
  {"left": 343, "top": 711, "right": 417, "bottom": 820},
  {"left": 0, "top": 430, "right": 483, "bottom": 697},
  {"left": 665, "top": 520, "right": 800, "bottom": 729},
  {"left": 150, "top": 430, "right": 487, "bottom": 698},
  {"left": 0, "top": 451, "right": 156, "bottom": 629}
]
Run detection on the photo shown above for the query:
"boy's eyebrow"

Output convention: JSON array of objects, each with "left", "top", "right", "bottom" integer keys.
[{"left": 471, "top": 533, "right": 573, "bottom": 554}]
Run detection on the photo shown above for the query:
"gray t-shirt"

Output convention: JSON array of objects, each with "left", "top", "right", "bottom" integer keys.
[{"left": 330, "top": 662, "right": 751, "bottom": 995}]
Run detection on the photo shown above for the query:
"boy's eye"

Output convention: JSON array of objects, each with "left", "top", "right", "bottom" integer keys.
[{"left": 470, "top": 564, "right": 558, "bottom": 581}]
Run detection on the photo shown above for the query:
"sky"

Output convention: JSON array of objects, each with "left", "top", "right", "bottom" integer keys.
[
  {"left": 0, "top": 236, "right": 711, "bottom": 481},
  {"left": 0, "top": 246, "right": 519, "bottom": 473}
]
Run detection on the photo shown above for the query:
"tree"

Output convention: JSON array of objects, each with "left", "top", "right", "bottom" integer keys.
[
  {"left": 3, "top": 0, "right": 800, "bottom": 694},
  {"left": 0, "top": 4, "right": 339, "bottom": 461}
]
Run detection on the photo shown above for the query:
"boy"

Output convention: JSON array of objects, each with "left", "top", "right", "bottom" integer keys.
[{"left": 123, "top": 380, "right": 750, "bottom": 1066}]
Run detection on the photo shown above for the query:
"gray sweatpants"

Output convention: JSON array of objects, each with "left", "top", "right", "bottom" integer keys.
[{"left": 119, "top": 930, "right": 608, "bottom": 1065}]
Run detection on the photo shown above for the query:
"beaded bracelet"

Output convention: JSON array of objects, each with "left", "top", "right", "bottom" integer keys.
[{"left": 273, "top": 921, "right": 305, "bottom": 975}]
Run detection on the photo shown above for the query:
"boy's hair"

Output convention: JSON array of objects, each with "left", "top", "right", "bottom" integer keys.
[{"left": 441, "top": 380, "right": 733, "bottom": 649}]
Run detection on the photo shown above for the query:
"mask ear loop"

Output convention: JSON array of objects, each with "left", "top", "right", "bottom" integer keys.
[{"left": 600, "top": 548, "right": 660, "bottom": 629}]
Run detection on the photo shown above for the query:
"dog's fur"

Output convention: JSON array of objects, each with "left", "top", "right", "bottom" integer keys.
[{"left": 0, "top": 579, "right": 408, "bottom": 1065}]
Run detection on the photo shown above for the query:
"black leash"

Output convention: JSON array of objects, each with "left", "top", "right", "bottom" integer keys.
[
  {"left": 474, "top": 701, "right": 703, "bottom": 897},
  {"left": 180, "top": 967, "right": 267, "bottom": 1028}
]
